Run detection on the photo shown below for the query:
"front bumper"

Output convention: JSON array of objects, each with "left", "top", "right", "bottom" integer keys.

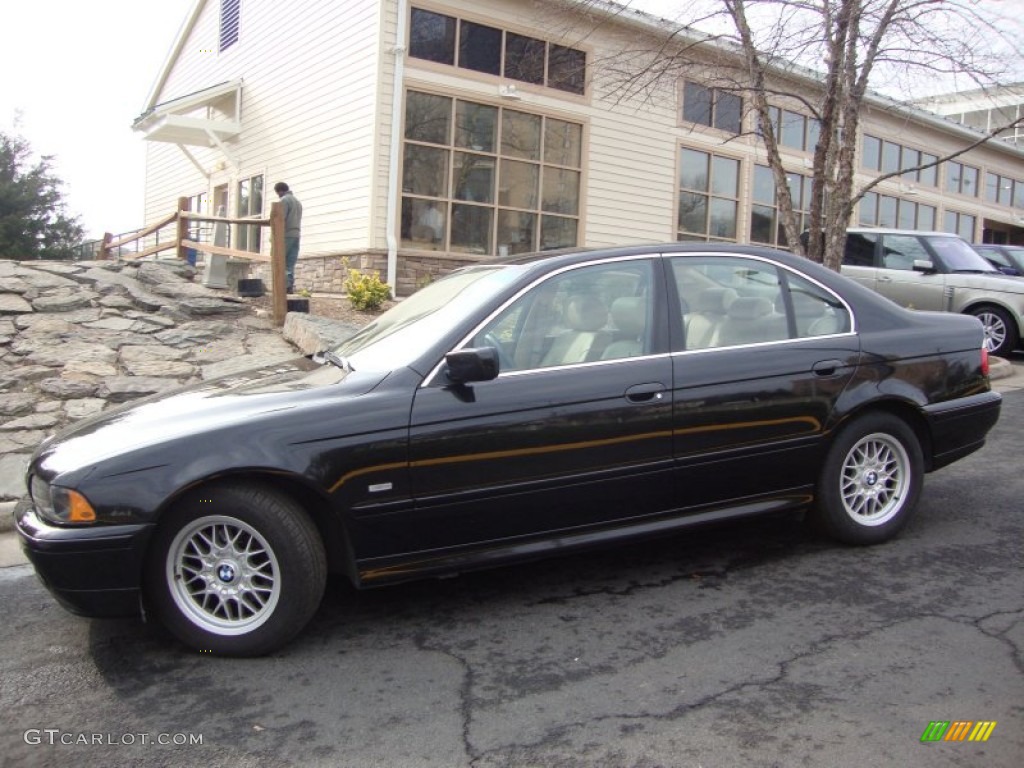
[{"left": 15, "top": 500, "right": 155, "bottom": 618}]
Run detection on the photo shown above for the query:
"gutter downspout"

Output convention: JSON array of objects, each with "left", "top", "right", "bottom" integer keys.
[{"left": 384, "top": 0, "right": 408, "bottom": 295}]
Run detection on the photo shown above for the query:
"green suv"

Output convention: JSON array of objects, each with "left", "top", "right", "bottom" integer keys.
[{"left": 841, "top": 228, "right": 1024, "bottom": 357}]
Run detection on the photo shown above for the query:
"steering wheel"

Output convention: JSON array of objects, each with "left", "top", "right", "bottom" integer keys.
[{"left": 481, "top": 332, "right": 513, "bottom": 370}]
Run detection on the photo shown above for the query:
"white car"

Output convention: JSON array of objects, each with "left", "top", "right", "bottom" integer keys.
[{"left": 841, "top": 228, "right": 1024, "bottom": 356}]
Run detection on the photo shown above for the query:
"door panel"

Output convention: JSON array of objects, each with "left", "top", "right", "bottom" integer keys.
[
  {"left": 398, "top": 257, "right": 675, "bottom": 553},
  {"left": 667, "top": 253, "right": 860, "bottom": 510},
  {"left": 405, "top": 355, "right": 674, "bottom": 551},
  {"left": 671, "top": 339, "right": 860, "bottom": 508}
]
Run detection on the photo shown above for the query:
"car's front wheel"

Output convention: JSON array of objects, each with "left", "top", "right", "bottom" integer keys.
[
  {"left": 147, "top": 483, "right": 327, "bottom": 656},
  {"left": 813, "top": 413, "right": 923, "bottom": 545},
  {"left": 969, "top": 305, "right": 1018, "bottom": 357}
]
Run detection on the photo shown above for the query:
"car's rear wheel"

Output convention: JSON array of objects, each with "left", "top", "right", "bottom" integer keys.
[
  {"left": 148, "top": 483, "right": 326, "bottom": 656},
  {"left": 969, "top": 305, "right": 1017, "bottom": 357},
  {"left": 813, "top": 413, "right": 923, "bottom": 545}
]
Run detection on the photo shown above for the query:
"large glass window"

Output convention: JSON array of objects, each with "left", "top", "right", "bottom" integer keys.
[
  {"left": 762, "top": 107, "right": 821, "bottom": 152},
  {"left": 409, "top": 8, "right": 455, "bottom": 64},
  {"left": 860, "top": 192, "right": 934, "bottom": 230},
  {"left": 409, "top": 8, "right": 586, "bottom": 95},
  {"left": 677, "top": 149, "right": 739, "bottom": 242},
  {"left": 459, "top": 21, "right": 502, "bottom": 76},
  {"left": 861, "top": 134, "right": 938, "bottom": 187},
  {"left": 945, "top": 161, "right": 979, "bottom": 197},
  {"left": 985, "top": 172, "right": 1023, "bottom": 208},
  {"left": 750, "top": 165, "right": 811, "bottom": 249},
  {"left": 401, "top": 92, "right": 582, "bottom": 255},
  {"left": 943, "top": 210, "right": 977, "bottom": 240},
  {"left": 235, "top": 174, "right": 263, "bottom": 253},
  {"left": 682, "top": 82, "right": 743, "bottom": 134}
]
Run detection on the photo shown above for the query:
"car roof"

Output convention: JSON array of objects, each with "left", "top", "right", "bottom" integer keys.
[
  {"left": 845, "top": 228, "right": 963, "bottom": 238},
  {"left": 475, "top": 241, "right": 898, "bottom": 321}
]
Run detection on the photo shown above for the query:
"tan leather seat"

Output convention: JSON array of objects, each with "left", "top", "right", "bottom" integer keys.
[
  {"left": 602, "top": 297, "right": 648, "bottom": 360},
  {"left": 716, "top": 296, "right": 787, "bottom": 346},
  {"left": 685, "top": 287, "right": 737, "bottom": 349},
  {"left": 541, "top": 294, "right": 609, "bottom": 366}
]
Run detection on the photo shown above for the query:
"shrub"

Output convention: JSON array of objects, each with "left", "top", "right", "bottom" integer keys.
[{"left": 343, "top": 260, "right": 392, "bottom": 311}]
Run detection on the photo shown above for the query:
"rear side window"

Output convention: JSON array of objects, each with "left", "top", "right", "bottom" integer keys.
[
  {"left": 844, "top": 233, "right": 877, "bottom": 266},
  {"left": 671, "top": 255, "right": 850, "bottom": 349}
]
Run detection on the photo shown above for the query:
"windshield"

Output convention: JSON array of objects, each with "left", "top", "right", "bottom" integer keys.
[
  {"left": 929, "top": 237, "right": 999, "bottom": 273},
  {"left": 333, "top": 265, "right": 526, "bottom": 371}
]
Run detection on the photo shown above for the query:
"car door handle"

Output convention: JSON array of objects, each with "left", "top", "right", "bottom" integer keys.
[
  {"left": 625, "top": 383, "right": 666, "bottom": 402},
  {"left": 812, "top": 359, "right": 843, "bottom": 376},
  {"left": 878, "top": 275, "right": 893, "bottom": 282}
]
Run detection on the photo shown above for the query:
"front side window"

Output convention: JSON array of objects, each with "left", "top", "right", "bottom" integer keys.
[
  {"left": 678, "top": 148, "right": 739, "bottom": 242},
  {"left": 470, "top": 260, "right": 654, "bottom": 371},
  {"left": 879, "top": 235, "right": 929, "bottom": 271},
  {"left": 401, "top": 92, "right": 582, "bottom": 255}
]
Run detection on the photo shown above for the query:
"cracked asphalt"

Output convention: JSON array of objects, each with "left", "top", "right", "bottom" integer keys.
[{"left": 1, "top": 392, "right": 1021, "bottom": 767}]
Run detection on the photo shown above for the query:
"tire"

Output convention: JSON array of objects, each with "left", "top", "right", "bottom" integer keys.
[
  {"left": 813, "top": 413, "right": 923, "bottom": 545},
  {"left": 147, "top": 483, "right": 327, "bottom": 656},
  {"left": 969, "top": 305, "right": 1018, "bottom": 357}
]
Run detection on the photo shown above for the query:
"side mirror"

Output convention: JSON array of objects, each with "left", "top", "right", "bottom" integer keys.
[
  {"left": 912, "top": 259, "right": 936, "bottom": 273},
  {"left": 445, "top": 347, "right": 499, "bottom": 384}
]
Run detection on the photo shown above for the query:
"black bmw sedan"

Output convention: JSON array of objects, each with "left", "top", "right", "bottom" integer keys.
[{"left": 18, "top": 244, "right": 1002, "bottom": 656}]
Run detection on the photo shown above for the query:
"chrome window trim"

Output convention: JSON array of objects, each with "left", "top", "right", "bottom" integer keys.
[{"left": 421, "top": 250, "right": 858, "bottom": 386}]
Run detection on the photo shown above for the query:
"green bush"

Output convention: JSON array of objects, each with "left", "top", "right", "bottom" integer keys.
[{"left": 343, "top": 261, "right": 392, "bottom": 311}]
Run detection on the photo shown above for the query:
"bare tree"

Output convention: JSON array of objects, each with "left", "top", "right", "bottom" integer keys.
[{"left": 558, "top": 0, "right": 1024, "bottom": 270}]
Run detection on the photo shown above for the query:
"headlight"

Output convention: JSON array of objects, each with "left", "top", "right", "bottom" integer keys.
[{"left": 29, "top": 476, "right": 96, "bottom": 524}]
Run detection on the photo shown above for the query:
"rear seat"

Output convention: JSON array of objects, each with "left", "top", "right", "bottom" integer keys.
[
  {"left": 716, "top": 296, "right": 787, "bottom": 345},
  {"left": 685, "top": 287, "right": 737, "bottom": 349}
]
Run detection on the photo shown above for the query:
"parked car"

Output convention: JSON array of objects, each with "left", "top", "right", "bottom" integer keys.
[
  {"left": 18, "top": 244, "right": 1001, "bottom": 656},
  {"left": 840, "top": 228, "right": 1024, "bottom": 357},
  {"left": 973, "top": 243, "right": 1024, "bottom": 277}
]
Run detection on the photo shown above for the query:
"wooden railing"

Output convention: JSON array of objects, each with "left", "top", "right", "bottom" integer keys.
[{"left": 99, "top": 196, "right": 288, "bottom": 326}]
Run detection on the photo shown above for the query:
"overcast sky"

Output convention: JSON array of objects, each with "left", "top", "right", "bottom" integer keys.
[{"left": 1, "top": 1, "right": 196, "bottom": 239}]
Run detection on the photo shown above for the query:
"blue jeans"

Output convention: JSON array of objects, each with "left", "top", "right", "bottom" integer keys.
[{"left": 285, "top": 236, "right": 300, "bottom": 291}]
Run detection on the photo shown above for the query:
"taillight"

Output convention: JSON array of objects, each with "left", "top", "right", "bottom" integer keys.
[{"left": 981, "top": 345, "right": 990, "bottom": 377}]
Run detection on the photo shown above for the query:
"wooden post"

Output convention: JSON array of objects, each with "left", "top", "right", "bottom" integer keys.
[
  {"left": 270, "top": 201, "right": 287, "bottom": 327},
  {"left": 99, "top": 232, "right": 113, "bottom": 261},
  {"left": 176, "top": 196, "right": 189, "bottom": 262}
]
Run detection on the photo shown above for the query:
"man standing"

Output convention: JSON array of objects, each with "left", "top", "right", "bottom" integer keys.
[{"left": 274, "top": 182, "right": 303, "bottom": 292}]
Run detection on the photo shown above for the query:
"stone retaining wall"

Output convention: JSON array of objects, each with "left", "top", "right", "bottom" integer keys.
[{"left": 248, "top": 251, "right": 485, "bottom": 296}]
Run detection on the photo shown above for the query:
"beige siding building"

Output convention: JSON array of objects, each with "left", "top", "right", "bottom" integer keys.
[{"left": 135, "top": 0, "right": 1024, "bottom": 295}]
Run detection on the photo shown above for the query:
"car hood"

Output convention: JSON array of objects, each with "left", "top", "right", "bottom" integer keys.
[{"left": 32, "top": 357, "right": 389, "bottom": 479}]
